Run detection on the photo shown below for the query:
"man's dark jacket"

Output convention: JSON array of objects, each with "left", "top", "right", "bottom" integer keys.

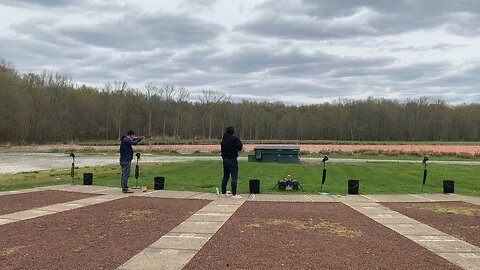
[
  {"left": 120, "top": 136, "right": 142, "bottom": 162},
  {"left": 221, "top": 132, "right": 243, "bottom": 159}
]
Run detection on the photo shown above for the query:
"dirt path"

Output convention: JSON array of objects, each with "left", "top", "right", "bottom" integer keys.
[
  {"left": 7, "top": 143, "right": 480, "bottom": 154},
  {"left": 1, "top": 152, "right": 478, "bottom": 174},
  {"left": 0, "top": 153, "right": 220, "bottom": 174}
]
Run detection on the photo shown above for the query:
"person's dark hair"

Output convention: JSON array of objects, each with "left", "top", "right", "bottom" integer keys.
[
  {"left": 127, "top": 130, "right": 135, "bottom": 136},
  {"left": 226, "top": 126, "right": 234, "bottom": 134}
]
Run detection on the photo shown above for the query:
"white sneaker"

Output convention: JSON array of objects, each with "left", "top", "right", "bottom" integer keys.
[{"left": 231, "top": 195, "right": 242, "bottom": 199}]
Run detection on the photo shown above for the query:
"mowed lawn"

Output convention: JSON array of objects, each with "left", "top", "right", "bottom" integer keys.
[{"left": 0, "top": 160, "right": 478, "bottom": 196}]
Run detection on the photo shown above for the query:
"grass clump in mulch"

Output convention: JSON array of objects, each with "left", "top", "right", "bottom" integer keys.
[
  {"left": 244, "top": 218, "right": 362, "bottom": 238},
  {"left": 1, "top": 246, "right": 25, "bottom": 257},
  {"left": 407, "top": 203, "right": 480, "bottom": 217}
]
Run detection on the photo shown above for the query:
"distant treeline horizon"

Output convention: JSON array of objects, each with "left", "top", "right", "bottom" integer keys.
[{"left": 1, "top": 61, "right": 479, "bottom": 144}]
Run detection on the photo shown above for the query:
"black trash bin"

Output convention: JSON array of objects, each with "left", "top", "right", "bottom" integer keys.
[
  {"left": 83, "top": 173, "right": 93, "bottom": 185},
  {"left": 443, "top": 180, "right": 454, "bottom": 193},
  {"left": 249, "top": 179, "right": 260, "bottom": 194},
  {"left": 154, "top": 176, "right": 165, "bottom": 190},
  {"left": 348, "top": 179, "right": 359, "bottom": 194}
]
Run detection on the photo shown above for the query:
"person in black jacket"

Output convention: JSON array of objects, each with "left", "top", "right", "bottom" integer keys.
[
  {"left": 220, "top": 126, "right": 243, "bottom": 198},
  {"left": 119, "top": 130, "right": 144, "bottom": 193}
]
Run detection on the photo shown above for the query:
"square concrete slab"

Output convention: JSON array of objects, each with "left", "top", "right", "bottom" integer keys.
[
  {"left": 1, "top": 209, "right": 54, "bottom": 221},
  {"left": 118, "top": 248, "right": 197, "bottom": 270},
  {"left": 37, "top": 203, "right": 84, "bottom": 212},
  {"left": 251, "top": 194, "right": 312, "bottom": 202},
  {"left": 342, "top": 202, "right": 384, "bottom": 207},
  {"left": 0, "top": 218, "right": 16, "bottom": 225},
  {"left": 363, "top": 213, "right": 411, "bottom": 219},
  {"left": 210, "top": 197, "right": 245, "bottom": 205},
  {"left": 362, "top": 194, "right": 428, "bottom": 202},
  {"left": 303, "top": 194, "right": 338, "bottom": 202},
  {"left": 370, "top": 217, "right": 419, "bottom": 224},
  {"left": 383, "top": 223, "right": 445, "bottom": 236},
  {"left": 197, "top": 204, "right": 241, "bottom": 213},
  {"left": 189, "top": 212, "right": 232, "bottom": 222},
  {"left": 347, "top": 206, "right": 395, "bottom": 214},
  {"left": 142, "top": 190, "right": 201, "bottom": 199},
  {"left": 411, "top": 193, "right": 460, "bottom": 202},
  {"left": 0, "top": 188, "right": 44, "bottom": 196},
  {"left": 337, "top": 195, "right": 373, "bottom": 203},
  {"left": 190, "top": 193, "right": 219, "bottom": 200},
  {"left": 409, "top": 235, "right": 480, "bottom": 253},
  {"left": 48, "top": 185, "right": 95, "bottom": 193},
  {"left": 170, "top": 221, "right": 226, "bottom": 234},
  {"left": 72, "top": 195, "right": 124, "bottom": 205},
  {"left": 151, "top": 233, "right": 211, "bottom": 250},
  {"left": 90, "top": 187, "right": 119, "bottom": 194},
  {"left": 437, "top": 252, "right": 480, "bottom": 270}
]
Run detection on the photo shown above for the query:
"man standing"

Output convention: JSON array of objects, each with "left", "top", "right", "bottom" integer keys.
[
  {"left": 120, "top": 130, "right": 144, "bottom": 193},
  {"left": 221, "top": 126, "right": 243, "bottom": 198}
]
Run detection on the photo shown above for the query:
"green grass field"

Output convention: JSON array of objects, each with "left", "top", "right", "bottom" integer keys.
[{"left": 0, "top": 161, "right": 478, "bottom": 196}]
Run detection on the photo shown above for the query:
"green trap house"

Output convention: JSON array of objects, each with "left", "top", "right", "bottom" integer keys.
[{"left": 248, "top": 146, "right": 300, "bottom": 163}]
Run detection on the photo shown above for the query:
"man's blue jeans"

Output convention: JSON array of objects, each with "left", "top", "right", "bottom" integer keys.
[
  {"left": 120, "top": 160, "right": 131, "bottom": 191},
  {"left": 222, "top": 158, "right": 238, "bottom": 195}
]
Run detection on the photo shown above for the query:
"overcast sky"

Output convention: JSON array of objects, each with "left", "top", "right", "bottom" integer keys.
[{"left": 1, "top": 0, "right": 479, "bottom": 104}]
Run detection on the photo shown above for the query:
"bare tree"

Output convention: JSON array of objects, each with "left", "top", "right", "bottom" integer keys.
[
  {"left": 109, "top": 81, "right": 129, "bottom": 139},
  {"left": 160, "top": 84, "right": 175, "bottom": 137},
  {"left": 173, "top": 87, "right": 190, "bottom": 138},
  {"left": 144, "top": 81, "right": 162, "bottom": 138},
  {"left": 199, "top": 89, "right": 231, "bottom": 140}
]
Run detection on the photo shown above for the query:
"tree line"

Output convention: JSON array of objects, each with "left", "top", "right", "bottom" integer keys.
[{"left": 1, "top": 61, "right": 479, "bottom": 144}]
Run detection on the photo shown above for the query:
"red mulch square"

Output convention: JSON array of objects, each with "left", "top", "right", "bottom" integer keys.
[
  {"left": 184, "top": 201, "right": 460, "bottom": 270},
  {"left": 0, "top": 190, "right": 99, "bottom": 215},
  {"left": 382, "top": 201, "right": 480, "bottom": 247},
  {"left": 0, "top": 196, "right": 209, "bottom": 270}
]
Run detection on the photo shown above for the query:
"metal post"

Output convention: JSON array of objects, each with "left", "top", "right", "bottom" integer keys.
[
  {"left": 132, "top": 153, "right": 141, "bottom": 189},
  {"left": 421, "top": 156, "right": 428, "bottom": 193},
  {"left": 70, "top": 153, "right": 75, "bottom": 185},
  {"left": 319, "top": 156, "right": 329, "bottom": 195}
]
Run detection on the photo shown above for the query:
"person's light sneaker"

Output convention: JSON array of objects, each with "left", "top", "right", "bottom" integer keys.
[{"left": 231, "top": 194, "right": 242, "bottom": 199}]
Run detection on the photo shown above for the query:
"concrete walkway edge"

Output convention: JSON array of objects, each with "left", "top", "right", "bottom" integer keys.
[{"left": 344, "top": 201, "right": 480, "bottom": 270}]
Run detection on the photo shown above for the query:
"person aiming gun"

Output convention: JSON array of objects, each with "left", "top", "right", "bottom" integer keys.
[{"left": 119, "top": 130, "right": 144, "bottom": 193}]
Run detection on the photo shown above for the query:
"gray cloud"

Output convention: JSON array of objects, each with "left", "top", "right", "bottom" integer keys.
[
  {"left": 428, "top": 64, "right": 480, "bottom": 87},
  {"left": 0, "top": 0, "right": 83, "bottom": 8},
  {"left": 58, "top": 12, "right": 225, "bottom": 50},
  {"left": 199, "top": 45, "right": 394, "bottom": 79},
  {"left": 240, "top": 0, "right": 480, "bottom": 39},
  {"left": 181, "top": 0, "right": 218, "bottom": 9},
  {"left": 379, "top": 62, "right": 451, "bottom": 82},
  {"left": 9, "top": 11, "right": 226, "bottom": 51}
]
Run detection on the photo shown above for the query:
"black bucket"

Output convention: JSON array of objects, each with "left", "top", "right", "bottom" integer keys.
[
  {"left": 348, "top": 179, "right": 359, "bottom": 194},
  {"left": 249, "top": 179, "right": 260, "bottom": 194},
  {"left": 443, "top": 180, "right": 454, "bottom": 194},
  {"left": 83, "top": 173, "right": 93, "bottom": 185},
  {"left": 154, "top": 176, "right": 165, "bottom": 190}
]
